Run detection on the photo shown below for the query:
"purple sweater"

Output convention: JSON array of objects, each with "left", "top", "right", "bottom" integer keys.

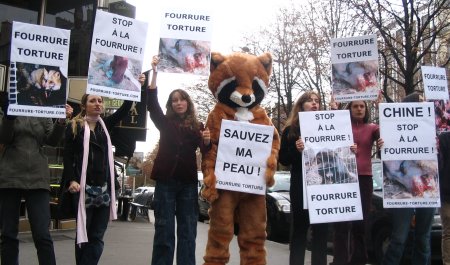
[{"left": 352, "top": 120, "right": 379, "bottom": 176}]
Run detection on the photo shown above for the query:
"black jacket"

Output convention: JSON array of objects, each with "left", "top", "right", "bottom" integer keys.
[
  {"left": 62, "top": 101, "right": 132, "bottom": 188},
  {"left": 278, "top": 126, "right": 303, "bottom": 206},
  {"left": 439, "top": 131, "right": 450, "bottom": 203}
]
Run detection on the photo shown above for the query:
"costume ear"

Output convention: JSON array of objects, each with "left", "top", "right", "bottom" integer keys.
[
  {"left": 258, "top": 52, "right": 272, "bottom": 76},
  {"left": 210, "top": 52, "right": 225, "bottom": 73}
]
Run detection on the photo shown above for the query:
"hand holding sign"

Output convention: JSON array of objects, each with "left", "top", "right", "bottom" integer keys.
[
  {"left": 151, "top": 55, "right": 159, "bottom": 71},
  {"left": 202, "top": 127, "right": 211, "bottom": 146},
  {"left": 296, "top": 137, "right": 305, "bottom": 152}
]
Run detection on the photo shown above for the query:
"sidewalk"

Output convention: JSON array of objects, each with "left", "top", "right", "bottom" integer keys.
[{"left": 18, "top": 215, "right": 330, "bottom": 264}]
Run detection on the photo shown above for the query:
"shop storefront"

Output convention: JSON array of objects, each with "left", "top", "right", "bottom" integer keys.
[{"left": 0, "top": 0, "right": 147, "bottom": 228}]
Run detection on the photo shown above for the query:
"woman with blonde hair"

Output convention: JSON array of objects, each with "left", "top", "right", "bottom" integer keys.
[{"left": 62, "top": 74, "right": 143, "bottom": 265}]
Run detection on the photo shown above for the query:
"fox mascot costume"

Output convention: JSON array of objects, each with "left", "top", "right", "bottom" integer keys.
[{"left": 201, "top": 52, "right": 280, "bottom": 265}]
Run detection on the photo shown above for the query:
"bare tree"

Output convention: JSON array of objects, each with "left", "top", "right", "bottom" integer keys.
[
  {"left": 241, "top": 0, "right": 364, "bottom": 130},
  {"left": 346, "top": 0, "right": 450, "bottom": 100},
  {"left": 184, "top": 77, "right": 217, "bottom": 124}
]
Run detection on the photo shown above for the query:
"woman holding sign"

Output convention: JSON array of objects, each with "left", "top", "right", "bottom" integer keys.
[
  {"left": 63, "top": 91, "right": 137, "bottom": 265},
  {"left": 279, "top": 91, "right": 328, "bottom": 265},
  {"left": 330, "top": 100, "right": 382, "bottom": 265},
  {"left": 0, "top": 102, "right": 72, "bottom": 265},
  {"left": 146, "top": 56, "right": 210, "bottom": 265},
  {"left": 382, "top": 92, "right": 435, "bottom": 265}
]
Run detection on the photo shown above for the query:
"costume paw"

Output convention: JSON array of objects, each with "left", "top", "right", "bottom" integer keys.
[
  {"left": 265, "top": 155, "right": 277, "bottom": 187},
  {"left": 202, "top": 187, "right": 219, "bottom": 203}
]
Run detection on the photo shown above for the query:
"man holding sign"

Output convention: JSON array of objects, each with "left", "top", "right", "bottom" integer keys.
[{"left": 380, "top": 93, "right": 439, "bottom": 265}]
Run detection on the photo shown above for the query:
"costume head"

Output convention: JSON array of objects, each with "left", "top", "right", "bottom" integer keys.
[{"left": 208, "top": 52, "right": 272, "bottom": 111}]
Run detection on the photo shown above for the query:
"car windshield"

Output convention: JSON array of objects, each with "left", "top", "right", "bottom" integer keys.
[
  {"left": 135, "top": 188, "right": 142, "bottom": 193},
  {"left": 372, "top": 161, "right": 382, "bottom": 191},
  {"left": 268, "top": 172, "right": 290, "bottom": 192}
]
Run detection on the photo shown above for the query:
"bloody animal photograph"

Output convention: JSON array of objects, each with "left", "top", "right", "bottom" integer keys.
[
  {"left": 14, "top": 62, "right": 66, "bottom": 107},
  {"left": 432, "top": 99, "right": 450, "bottom": 133},
  {"left": 88, "top": 52, "right": 141, "bottom": 92},
  {"left": 158, "top": 38, "right": 210, "bottom": 76},
  {"left": 332, "top": 59, "right": 379, "bottom": 94},
  {"left": 383, "top": 160, "right": 439, "bottom": 199},
  {"left": 303, "top": 147, "right": 358, "bottom": 185}
]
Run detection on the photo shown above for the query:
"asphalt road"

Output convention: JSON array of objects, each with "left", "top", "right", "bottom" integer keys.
[{"left": 17, "top": 211, "right": 334, "bottom": 264}]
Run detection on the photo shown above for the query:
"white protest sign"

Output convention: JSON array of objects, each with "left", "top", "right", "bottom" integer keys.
[
  {"left": 379, "top": 102, "right": 437, "bottom": 160},
  {"left": 9, "top": 21, "right": 70, "bottom": 118},
  {"left": 215, "top": 120, "right": 274, "bottom": 195},
  {"left": 307, "top": 183, "right": 363, "bottom": 223},
  {"left": 299, "top": 110, "right": 354, "bottom": 150},
  {"left": 379, "top": 102, "right": 440, "bottom": 208},
  {"left": 158, "top": 8, "right": 212, "bottom": 76},
  {"left": 421, "top": 66, "right": 448, "bottom": 100},
  {"left": 331, "top": 35, "right": 379, "bottom": 102},
  {"left": 302, "top": 147, "right": 362, "bottom": 223},
  {"left": 87, "top": 10, "right": 148, "bottom": 101}
]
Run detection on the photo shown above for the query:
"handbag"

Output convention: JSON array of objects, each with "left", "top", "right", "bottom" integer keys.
[{"left": 85, "top": 183, "right": 110, "bottom": 208}]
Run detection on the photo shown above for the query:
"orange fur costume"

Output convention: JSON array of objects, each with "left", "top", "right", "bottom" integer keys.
[{"left": 201, "top": 52, "right": 280, "bottom": 265}]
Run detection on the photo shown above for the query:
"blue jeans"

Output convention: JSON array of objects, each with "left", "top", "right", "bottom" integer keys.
[
  {"left": 0, "top": 189, "right": 56, "bottom": 265},
  {"left": 151, "top": 180, "right": 198, "bottom": 265},
  {"left": 382, "top": 207, "right": 435, "bottom": 265},
  {"left": 75, "top": 205, "right": 110, "bottom": 265}
]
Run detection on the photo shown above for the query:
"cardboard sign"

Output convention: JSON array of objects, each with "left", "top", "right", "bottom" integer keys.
[
  {"left": 331, "top": 35, "right": 379, "bottom": 102},
  {"left": 215, "top": 120, "right": 274, "bottom": 195},
  {"left": 8, "top": 22, "right": 70, "bottom": 118},
  {"left": 379, "top": 102, "right": 440, "bottom": 208},
  {"left": 87, "top": 10, "right": 148, "bottom": 101}
]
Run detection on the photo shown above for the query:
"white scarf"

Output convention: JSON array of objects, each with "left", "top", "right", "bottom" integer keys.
[{"left": 76, "top": 117, "right": 117, "bottom": 245}]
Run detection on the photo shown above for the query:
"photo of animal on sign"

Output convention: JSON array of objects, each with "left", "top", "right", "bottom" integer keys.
[
  {"left": 15, "top": 62, "right": 66, "bottom": 107},
  {"left": 214, "top": 120, "right": 274, "bottom": 195},
  {"left": 379, "top": 102, "right": 441, "bottom": 208},
  {"left": 8, "top": 21, "right": 70, "bottom": 118},
  {"left": 87, "top": 10, "right": 147, "bottom": 101},
  {"left": 383, "top": 160, "right": 439, "bottom": 200},
  {"left": 158, "top": 38, "right": 210, "bottom": 75},
  {"left": 88, "top": 52, "right": 141, "bottom": 92},
  {"left": 159, "top": 8, "right": 212, "bottom": 76},
  {"left": 331, "top": 34, "right": 379, "bottom": 102}
]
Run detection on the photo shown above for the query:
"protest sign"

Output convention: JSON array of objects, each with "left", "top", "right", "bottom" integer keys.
[
  {"left": 331, "top": 35, "right": 379, "bottom": 102},
  {"left": 87, "top": 10, "right": 147, "bottom": 101},
  {"left": 299, "top": 110, "right": 354, "bottom": 150},
  {"left": 379, "top": 102, "right": 440, "bottom": 208},
  {"left": 8, "top": 22, "right": 70, "bottom": 118},
  {"left": 215, "top": 120, "right": 274, "bottom": 195},
  {"left": 158, "top": 8, "right": 212, "bottom": 75},
  {"left": 299, "top": 110, "right": 362, "bottom": 222},
  {"left": 421, "top": 66, "right": 448, "bottom": 101}
]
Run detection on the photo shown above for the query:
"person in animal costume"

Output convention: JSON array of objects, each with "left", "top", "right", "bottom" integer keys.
[{"left": 201, "top": 52, "right": 280, "bottom": 265}]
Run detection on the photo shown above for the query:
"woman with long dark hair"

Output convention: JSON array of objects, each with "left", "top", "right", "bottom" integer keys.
[{"left": 146, "top": 56, "right": 210, "bottom": 265}]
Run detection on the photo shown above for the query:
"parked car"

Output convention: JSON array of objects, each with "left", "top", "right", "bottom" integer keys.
[
  {"left": 132, "top": 186, "right": 155, "bottom": 198},
  {"left": 197, "top": 171, "right": 292, "bottom": 242},
  {"left": 266, "top": 171, "right": 292, "bottom": 241}
]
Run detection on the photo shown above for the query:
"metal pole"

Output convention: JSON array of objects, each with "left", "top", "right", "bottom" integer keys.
[{"left": 38, "top": 0, "right": 47, "bottom": 25}]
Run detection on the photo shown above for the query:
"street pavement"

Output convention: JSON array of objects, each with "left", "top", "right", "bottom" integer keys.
[{"left": 18, "top": 212, "right": 333, "bottom": 264}]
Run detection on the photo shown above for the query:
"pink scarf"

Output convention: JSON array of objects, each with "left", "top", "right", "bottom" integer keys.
[{"left": 76, "top": 117, "right": 117, "bottom": 245}]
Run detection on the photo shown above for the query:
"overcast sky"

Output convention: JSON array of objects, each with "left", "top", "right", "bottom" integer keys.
[{"left": 125, "top": 0, "right": 297, "bottom": 154}]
